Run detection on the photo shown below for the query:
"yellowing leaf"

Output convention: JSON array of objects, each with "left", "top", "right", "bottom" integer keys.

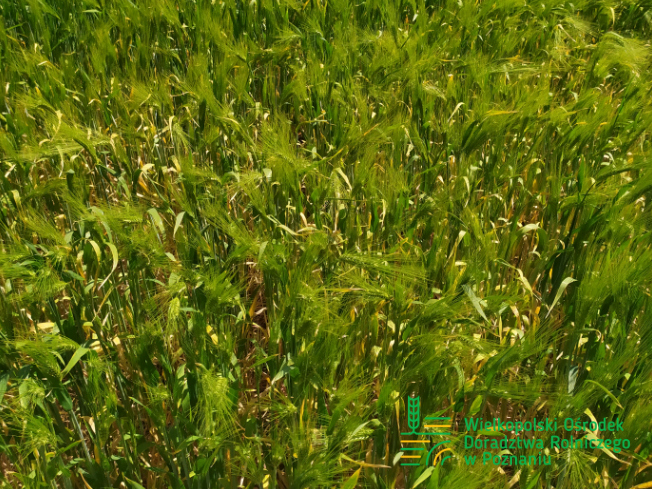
[{"left": 341, "top": 468, "right": 360, "bottom": 489}]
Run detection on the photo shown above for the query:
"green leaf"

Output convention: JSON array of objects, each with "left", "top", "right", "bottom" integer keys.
[
  {"left": 477, "top": 429, "right": 504, "bottom": 436},
  {"left": 412, "top": 467, "right": 434, "bottom": 488},
  {"left": 64, "top": 270, "right": 85, "bottom": 281},
  {"left": 469, "top": 395, "right": 483, "bottom": 415},
  {"left": 516, "top": 223, "right": 540, "bottom": 237},
  {"left": 525, "top": 471, "right": 542, "bottom": 489},
  {"left": 0, "top": 372, "right": 9, "bottom": 402},
  {"left": 546, "top": 277, "right": 577, "bottom": 318},
  {"left": 61, "top": 347, "right": 90, "bottom": 378},
  {"left": 125, "top": 478, "right": 147, "bottom": 489},
  {"left": 88, "top": 240, "right": 102, "bottom": 264},
  {"left": 53, "top": 385, "right": 73, "bottom": 411},
  {"left": 174, "top": 211, "right": 186, "bottom": 238},
  {"left": 99, "top": 243, "right": 119, "bottom": 289},
  {"left": 55, "top": 440, "right": 82, "bottom": 456},
  {"left": 585, "top": 380, "right": 623, "bottom": 409},
  {"left": 252, "top": 353, "right": 278, "bottom": 368},
  {"left": 107, "top": 243, "right": 119, "bottom": 273},
  {"left": 462, "top": 284, "right": 488, "bottom": 321},
  {"left": 271, "top": 359, "right": 292, "bottom": 384},
  {"left": 148, "top": 208, "right": 166, "bottom": 236}
]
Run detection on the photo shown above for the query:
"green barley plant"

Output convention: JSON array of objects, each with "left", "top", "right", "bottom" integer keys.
[{"left": 0, "top": 0, "right": 652, "bottom": 487}]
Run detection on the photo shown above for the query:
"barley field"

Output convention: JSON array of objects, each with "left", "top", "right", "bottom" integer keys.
[{"left": 1, "top": 0, "right": 652, "bottom": 488}]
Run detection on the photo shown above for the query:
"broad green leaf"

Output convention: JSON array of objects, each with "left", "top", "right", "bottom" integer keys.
[
  {"left": 148, "top": 208, "right": 166, "bottom": 236},
  {"left": 546, "top": 277, "right": 577, "bottom": 318},
  {"left": 463, "top": 284, "right": 488, "bottom": 321},
  {"left": 174, "top": 211, "right": 185, "bottom": 237},
  {"left": 61, "top": 347, "right": 90, "bottom": 378},
  {"left": 585, "top": 380, "right": 623, "bottom": 409},
  {"left": 412, "top": 467, "right": 434, "bottom": 488},
  {"left": 525, "top": 471, "right": 542, "bottom": 489},
  {"left": 0, "top": 372, "right": 9, "bottom": 402},
  {"left": 88, "top": 240, "right": 102, "bottom": 264},
  {"left": 469, "top": 395, "right": 483, "bottom": 415},
  {"left": 125, "top": 478, "right": 147, "bottom": 489}
]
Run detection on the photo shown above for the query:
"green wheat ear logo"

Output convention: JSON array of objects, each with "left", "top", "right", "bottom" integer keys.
[
  {"left": 399, "top": 396, "right": 452, "bottom": 467},
  {"left": 407, "top": 396, "right": 420, "bottom": 434}
]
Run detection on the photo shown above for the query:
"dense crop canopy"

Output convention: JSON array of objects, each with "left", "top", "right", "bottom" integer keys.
[{"left": 1, "top": 0, "right": 652, "bottom": 487}]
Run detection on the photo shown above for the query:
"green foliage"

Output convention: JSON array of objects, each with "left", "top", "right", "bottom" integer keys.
[{"left": 0, "top": 0, "right": 651, "bottom": 487}]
